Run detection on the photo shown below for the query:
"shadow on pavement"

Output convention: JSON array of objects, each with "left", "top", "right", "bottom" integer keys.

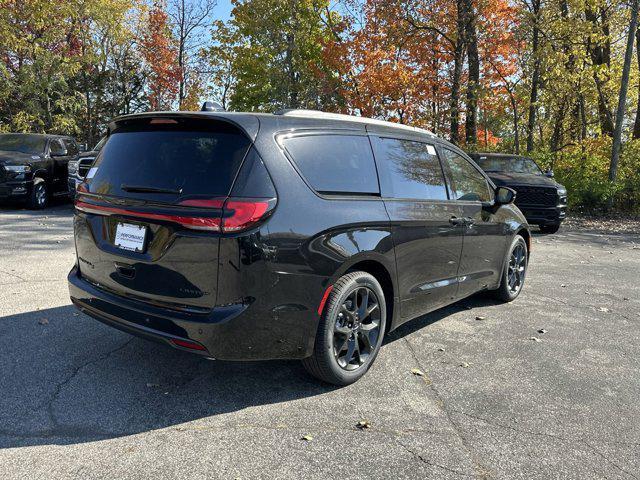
[{"left": 0, "top": 292, "right": 500, "bottom": 449}]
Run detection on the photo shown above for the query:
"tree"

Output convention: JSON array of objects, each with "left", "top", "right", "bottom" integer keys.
[
  {"left": 168, "top": 0, "right": 216, "bottom": 108},
  {"left": 140, "top": 0, "right": 181, "bottom": 110},
  {"left": 208, "top": 0, "right": 338, "bottom": 111},
  {"left": 610, "top": 0, "right": 639, "bottom": 183},
  {"left": 633, "top": 26, "right": 640, "bottom": 139}
]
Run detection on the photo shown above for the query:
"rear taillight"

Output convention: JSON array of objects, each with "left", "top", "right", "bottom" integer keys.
[
  {"left": 75, "top": 196, "right": 274, "bottom": 233},
  {"left": 222, "top": 200, "right": 271, "bottom": 232},
  {"left": 179, "top": 197, "right": 274, "bottom": 233}
]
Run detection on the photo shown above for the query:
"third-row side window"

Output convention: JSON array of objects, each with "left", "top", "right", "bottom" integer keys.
[{"left": 282, "top": 134, "right": 379, "bottom": 195}]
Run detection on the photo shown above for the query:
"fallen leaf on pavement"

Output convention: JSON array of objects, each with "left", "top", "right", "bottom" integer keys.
[
  {"left": 459, "top": 362, "right": 470, "bottom": 368},
  {"left": 356, "top": 420, "right": 371, "bottom": 430},
  {"left": 411, "top": 368, "right": 425, "bottom": 377},
  {"left": 475, "top": 316, "right": 486, "bottom": 321},
  {"left": 597, "top": 307, "right": 611, "bottom": 313},
  {"left": 301, "top": 435, "right": 313, "bottom": 441},
  {"left": 38, "top": 318, "right": 49, "bottom": 325},
  {"left": 529, "top": 337, "right": 541, "bottom": 342},
  {"left": 537, "top": 329, "right": 547, "bottom": 334}
]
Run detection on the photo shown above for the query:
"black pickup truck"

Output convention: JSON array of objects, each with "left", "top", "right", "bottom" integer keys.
[
  {"left": 469, "top": 152, "right": 567, "bottom": 233},
  {"left": 0, "top": 133, "right": 80, "bottom": 209}
]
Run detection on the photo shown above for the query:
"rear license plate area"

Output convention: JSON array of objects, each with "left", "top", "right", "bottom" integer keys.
[{"left": 114, "top": 222, "right": 147, "bottom": 252}]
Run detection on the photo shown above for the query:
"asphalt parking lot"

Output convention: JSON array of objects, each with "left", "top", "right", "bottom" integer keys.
[{"left": 0, "top": 203, "right": 639, "bottom": 479}]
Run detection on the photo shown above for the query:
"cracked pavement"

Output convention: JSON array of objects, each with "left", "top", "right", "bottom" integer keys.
[{"left": 0, "top": 202, "right": 639, "bottom": 479}]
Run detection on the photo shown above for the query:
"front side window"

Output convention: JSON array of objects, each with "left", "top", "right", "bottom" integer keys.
[
  {"left": 441, "top": 149, "right": 493, "bottom": 202},
  {"left": 373, "top": 137, "right": 448, "bottom": 200},
  {"left": 49, "top": 139, "right": 66, "bottom": 156},
  {"left": 281, "top": 134, "right": 379, "bottom": 194},
  {"left": 64, "top": 139, "right": 79, "bottom": 156}
]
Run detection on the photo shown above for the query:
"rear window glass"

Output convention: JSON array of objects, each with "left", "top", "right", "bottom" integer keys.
[
  {"left": 88, "top": 119, "right": 251, "bottom": 202},
  {"left": 282, "top": 134, "right": 379, "bottom": 194}
]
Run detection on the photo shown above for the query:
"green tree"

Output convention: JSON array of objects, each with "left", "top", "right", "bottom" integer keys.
[{"left": 207, "top": 0, "right": 339, "bottom": 111}]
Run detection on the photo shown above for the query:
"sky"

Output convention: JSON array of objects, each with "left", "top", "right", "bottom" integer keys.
[{"left": 214, "top": 0, "right": 233, "bottom": 22}]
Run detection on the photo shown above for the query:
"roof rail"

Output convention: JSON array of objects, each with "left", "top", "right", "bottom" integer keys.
[{"left": 273, "top": 109, "right": 435, "bottom": 137}]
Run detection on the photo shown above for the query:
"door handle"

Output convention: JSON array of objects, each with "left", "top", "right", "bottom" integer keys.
[{"left": 449, "top": 216, "right": 475, "bottom": 227}]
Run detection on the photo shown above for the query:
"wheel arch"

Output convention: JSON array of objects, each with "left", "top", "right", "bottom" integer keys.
[
  {"left": 342, "top": 258, "right": 398, "bottom": 336},
  {"left": 516, "top": 227, "right": 532, "bottom": 258}
]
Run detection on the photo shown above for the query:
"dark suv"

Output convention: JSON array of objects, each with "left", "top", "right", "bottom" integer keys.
[
  {"left": 0, "top": 133, "right": 80, "bottom": 209},
  {"left": 68, "top": 110, "right": 530, "bottom": 385},
  {"left": 469, "top": 153, "right": 567, "bottom": 233}
]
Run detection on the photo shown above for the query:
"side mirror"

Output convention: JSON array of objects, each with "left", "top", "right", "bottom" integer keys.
[
  {"left": 495, "top": 186, "right": 516, "bottom": 205},
  {"left": 545, "top": 169, "right": 554, "bottom": 178}
]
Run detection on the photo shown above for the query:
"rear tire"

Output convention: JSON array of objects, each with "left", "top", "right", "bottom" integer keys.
[
  {"left": 27, "top": 178, "right": 48, "bottom": 210},
  {"left": 539, "top": 223, "right": 560, "bottom": 234},
  {"left": 302, "top": 271, "right": 386, "bottom": 386},
  {"left": 492, "top": 235, "right": 528, "bottom": 302}
]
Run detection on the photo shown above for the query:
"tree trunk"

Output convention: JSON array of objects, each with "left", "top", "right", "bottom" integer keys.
[
  {"left": 633, "top": 27, "right": 640, "bottom": 139},
  {"left": 450, "top": 0, "right": 466, "bottom": 144},
  {"left": 178, "top": 0, "right": 186, "bottom": 107},
  {"left": 511, "top": 93, "right": 520, "bottom": 154},
  {"left": 464, "top": 0, "right": 479, "bottom": 145},
  {"left": 586, "top": 4, "right": 615, "bottom": 136},
  {"left": 610, "top": 0, "right": 639, "bottom": 183},
  {"left": 526, "top": 0, "right": 541, "bottom": 152}
]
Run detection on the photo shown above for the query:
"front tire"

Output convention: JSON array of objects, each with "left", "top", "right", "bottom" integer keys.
[
  {"left": 27, "top": 178, "right": 48, "bottom": 210},
  {"left": 492, "top": 235, "right": 528, "bottom": 302},
  {"left": 539, "top": 223, "right": 560, "bottom": 234},
  {"left": 302, "top": 271, "right": 386, "bottom": 386}
]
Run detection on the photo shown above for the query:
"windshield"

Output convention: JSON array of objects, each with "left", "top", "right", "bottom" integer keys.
[
  {"left": 0, "top": 134, "right": 47, "bottom": 155},
  {"left": 93, "top": 137, "right": 106, "bottom": 151},
  {"left": 476, "top": 156, "right": 542, "bottom": 174}
]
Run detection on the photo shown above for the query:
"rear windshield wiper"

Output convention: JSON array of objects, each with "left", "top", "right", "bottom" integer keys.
[{"left": 121, "top": 184, "right": 182, "bottom": 195}]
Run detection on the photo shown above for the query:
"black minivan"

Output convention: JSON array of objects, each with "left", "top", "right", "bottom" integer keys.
[{"left": 68, "top": 109, "right": 530, "bottom": 385}]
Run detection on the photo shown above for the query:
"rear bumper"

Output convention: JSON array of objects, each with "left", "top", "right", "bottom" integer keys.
[
  {"left": 518, "top": 205, "right": 566, "bottom": 226},
  {"left": 68, "top": 266, "right": 314, "bottom": 360}
]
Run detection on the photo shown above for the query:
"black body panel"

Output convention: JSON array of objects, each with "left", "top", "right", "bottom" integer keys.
[{"left": 69, "top": 112, "right": 530, "bottom": 361}]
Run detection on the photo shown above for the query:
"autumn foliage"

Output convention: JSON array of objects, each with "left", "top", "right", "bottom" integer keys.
[{"left": 140, "top": 1, "right": 181, "bottom": 110}]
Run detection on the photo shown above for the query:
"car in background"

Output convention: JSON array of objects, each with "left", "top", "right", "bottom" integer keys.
[
  {"left": 68, "top": 137, "right": 105, "bottom": 195},
  {"left": 0, "top": 133, "right": 80, "bottom": 209},
  {"left": 468, "top": 152, "right": 567, "bottom": 234},
  {"left": 69, "top": 109, "right": 531, "bottom": 385}
]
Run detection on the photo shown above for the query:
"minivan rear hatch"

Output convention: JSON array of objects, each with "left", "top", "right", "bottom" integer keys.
[{"left": 73, "top": 115, "right": 274, "bottom": 311}]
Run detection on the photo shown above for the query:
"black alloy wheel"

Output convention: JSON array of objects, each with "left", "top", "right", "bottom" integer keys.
[
  {"left": 333, "top": 286, "right": 382, "bottom": 371},
  {"left": 493, "top": 234, "right": 528, "bottom": 302},
  {"left": 302, "top": 271, "right": 387, "bottom": 385}
]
